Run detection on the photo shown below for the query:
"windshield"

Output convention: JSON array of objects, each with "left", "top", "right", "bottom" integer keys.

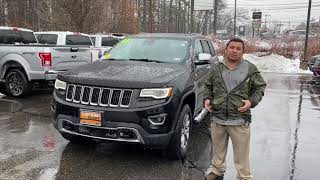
[{"left": 101, "top": 37, "right": 189, "bottom": 64}]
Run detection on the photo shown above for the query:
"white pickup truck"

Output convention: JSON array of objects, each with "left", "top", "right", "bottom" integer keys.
[
  {"left": 35, "top": 31, "right": 100, "bottom": 61},
  {"left": 89, "top": 33, "right": 125, "bottom": 58},
  {"left": 0, "top": 27, "right": 92, "bottom": 97}
]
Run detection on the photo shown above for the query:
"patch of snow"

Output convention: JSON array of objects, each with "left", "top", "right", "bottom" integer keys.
[
  {"left": 218, "top": 54, "right": 312, "bottom": 74},
  {"left": 244, "top": 54, "right": 312, "bottom": 74},
  {"left": 0, "top": 93, "right": 4, "bottom": 97}
]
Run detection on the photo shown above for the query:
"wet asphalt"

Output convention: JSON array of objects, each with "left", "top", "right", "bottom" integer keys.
[{"left": 0, "top": 73, "right": 319, "bottom": 180}]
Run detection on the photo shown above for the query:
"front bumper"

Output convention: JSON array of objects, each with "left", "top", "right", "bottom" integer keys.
[{"left": 52, "top": 92, "right": 177, "bottom": 147}]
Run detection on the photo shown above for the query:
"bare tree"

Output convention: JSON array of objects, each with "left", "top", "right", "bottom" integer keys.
[{"left": 0, "top": 0, "right": 229, "bottom": 35}]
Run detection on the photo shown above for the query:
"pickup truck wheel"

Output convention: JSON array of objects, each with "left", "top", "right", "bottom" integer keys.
[
  {"left": 5, "top": 69, "right": 31, "bottom": 97},
  {"left": 167, "top": 104, "right": 192, "bottom": 160},
  {"left": 61, "top": 133, "right": 96, "bottom": 145}
]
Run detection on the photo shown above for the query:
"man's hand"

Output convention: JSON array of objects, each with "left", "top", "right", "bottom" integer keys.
[
  {"left": 238, "top": 100, "right": 251, "bottom": 113},
  {"left": 204, "top": 99, "right": 212, "bottom": 112}
]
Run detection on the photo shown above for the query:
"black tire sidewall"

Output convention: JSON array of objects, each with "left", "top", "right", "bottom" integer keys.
[
  {"left": 168, "top": 104, "right": 192, "bottom": 160},
  {"left": 5, "top": 69, "right": 30, "bottom": 97}
]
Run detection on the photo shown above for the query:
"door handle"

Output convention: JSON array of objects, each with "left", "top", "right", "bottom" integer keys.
[{"left": 71, "top": 55, "right": 77, "bottom": 58}]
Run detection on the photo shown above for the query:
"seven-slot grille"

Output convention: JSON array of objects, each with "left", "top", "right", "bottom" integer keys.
[{"left": 66, "top": 84, "right": 133, "bottom": 107}]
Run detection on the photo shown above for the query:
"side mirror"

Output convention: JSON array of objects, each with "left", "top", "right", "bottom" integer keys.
[
  {"left": 199, "top": 53, "right": 212, "bottom": 61},
  {"left": 195, "top": 53, "right": 211, "bottom": 65}
]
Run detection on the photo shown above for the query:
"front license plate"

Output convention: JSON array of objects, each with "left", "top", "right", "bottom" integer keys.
[{"left": 80, "top": 110, "right": 102, "bottom": 126}]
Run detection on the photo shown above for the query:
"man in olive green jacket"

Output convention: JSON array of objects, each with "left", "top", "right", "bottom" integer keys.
[{"left": 204, "top": 38, "right": 266, "bottom": 180}]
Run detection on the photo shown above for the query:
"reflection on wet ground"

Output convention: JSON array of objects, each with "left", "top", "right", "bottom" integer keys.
[{"left": 0, "top": 73, "right": 319, "bottom": 180}]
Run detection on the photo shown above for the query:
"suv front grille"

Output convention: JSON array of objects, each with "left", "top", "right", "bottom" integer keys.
[{"left": 66, "top": 84, "right": 133, "bottom": 108}]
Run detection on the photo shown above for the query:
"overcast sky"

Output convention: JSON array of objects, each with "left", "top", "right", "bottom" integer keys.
[{"left": 195, "top": 0, "right": 320, "bottom": 28}]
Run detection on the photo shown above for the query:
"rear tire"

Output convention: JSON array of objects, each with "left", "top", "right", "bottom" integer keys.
[
  {"left": 167, "top": 104, "right": 192, "bottom": 160},
  {"left": 4, "top": 69, "right": 32, "bottom": 97}
]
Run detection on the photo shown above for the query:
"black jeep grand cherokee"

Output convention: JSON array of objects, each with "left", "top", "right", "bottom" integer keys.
[{"left": 52, "top": 33, "right": 217, "bottom": 159}]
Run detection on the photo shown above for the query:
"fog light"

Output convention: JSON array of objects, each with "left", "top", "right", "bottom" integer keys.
[{"left": 148, "top": 113, "right": 167, "bottom": 125}]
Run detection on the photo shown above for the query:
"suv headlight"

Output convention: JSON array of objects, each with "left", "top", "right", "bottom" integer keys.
[
  {"left": 140, "top": 87, "right": 173, "bottom": 99},
  {"left": 54, "top": 79, "right": 67, "bottom": 90}
]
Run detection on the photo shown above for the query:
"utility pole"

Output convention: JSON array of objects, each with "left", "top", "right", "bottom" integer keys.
[
  {"left": 278, "top": 21, "right": 283, "bottom": 34},
  {"left": 252, "top": 26, "right": 255, "bottom": 37},
  {"left": 213, "top": 0, "right": 218, "bottom": 35},
  {"left": 264, "top": 14, "right": 270, "bottom": 29},
  {"left": 234, "top": 0, "right": 237, "bottom": 37},
  {"left": 304, "top": 0, "right": 312, "bottom": 62},
  {"left": 191, "top": 0, "right": 194, "bottom": 33},
  {"left": 288, "top": 21, "right": 291, "bottom": 29}
]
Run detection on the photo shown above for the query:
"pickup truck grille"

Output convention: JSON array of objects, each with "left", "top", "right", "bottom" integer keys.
[{"left": 66, "top": 84, "right": 133, "bottom": 108}]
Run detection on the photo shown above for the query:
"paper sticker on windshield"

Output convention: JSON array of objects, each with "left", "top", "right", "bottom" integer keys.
[
  {"left": 103, "top": 53, "right": 112, "bottom": 59},
  {"left": 120, "top": 38, "right": 131, "bottom": 45}
]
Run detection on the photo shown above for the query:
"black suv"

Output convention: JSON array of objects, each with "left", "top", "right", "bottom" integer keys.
[
  {"left": 52, "top": 33, "right": 218, "bottom": 159},
  {"left": 309, "top": 55, "right": 320, "bottom": 79}
]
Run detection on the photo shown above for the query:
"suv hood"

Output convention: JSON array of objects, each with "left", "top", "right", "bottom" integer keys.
[{"left": 59, "top": 60, "right": 188, "bottom": 88}]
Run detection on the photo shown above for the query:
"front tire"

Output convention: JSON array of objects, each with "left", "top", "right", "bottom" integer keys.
[{"left": 167, "top": 104, "right": 192, "bottom": 160}]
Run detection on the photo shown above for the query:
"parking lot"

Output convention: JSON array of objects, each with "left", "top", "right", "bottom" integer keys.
[{"left": 0, "top": 72, "right": 319, "bottom": 180}]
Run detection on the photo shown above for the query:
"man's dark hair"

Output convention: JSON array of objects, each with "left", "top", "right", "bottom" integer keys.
[{"left": 226, "top": 38, "right": 245, "bottom": 51}]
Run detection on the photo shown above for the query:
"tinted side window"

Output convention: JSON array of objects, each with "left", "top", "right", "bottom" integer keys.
[
  {"left": 20, "top": 31, "right": 37, "bottom": 44},
  {"left": 200, "top": 40, "right": 211, "bottom": 54},
  {"left": 195, "top": 40, "right": 204, "bottom": 57},
  {"left": 0, "top": 30, "right": 37, "bottom": 44},
  {"left": 66, "top": 35, "right": 92, "bottom": 45},
  {"left": 36, "top": 34, "right": 42, "bottom": 41},
  {"left": 208, "top": 41, "right": 216, "bottom": 56},
  {"left": 37, "top": 34, "right": 57, "bottom": 44},
  {"left": 101, "top": 37, "right": 119, "bottom": 46}
]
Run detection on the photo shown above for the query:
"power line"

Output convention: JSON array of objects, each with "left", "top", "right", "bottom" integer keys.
[
  {"left": 227, "top": 3, "right": 319, "bottom": 6},
  {"left": 196, "top": 1, "right": 320, "bottom": 6},
  {"left": 220, "top": 5, "right": 320, "bottom": 11},
  {"left": 264, "top": 5, "right": 320, "bottom": 10}
]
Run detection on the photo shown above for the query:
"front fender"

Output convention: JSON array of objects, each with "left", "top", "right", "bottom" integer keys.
[{"left": 171, "top": 88, "right": 195, "bottom": 131}]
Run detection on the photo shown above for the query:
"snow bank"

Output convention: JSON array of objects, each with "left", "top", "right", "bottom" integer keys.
[
  {"left": 219, "top": 54, "right": 312, "bottom": 74},
  {"left": 244, "top": 54, "right": 312, "bottom": 74}
]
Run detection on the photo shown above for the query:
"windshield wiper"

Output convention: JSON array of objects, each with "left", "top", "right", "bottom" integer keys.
[
  {"left": 129, "top": 58, "right": 162, "bottom": 63},
  {"left": 103, "top": 58, "right": 127, "bottom": 61}
]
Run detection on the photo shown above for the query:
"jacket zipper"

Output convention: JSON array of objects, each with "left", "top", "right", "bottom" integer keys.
[
  {"left": 218, "top": 64, "right": 229, "bottom": 119},
  {"left": 225, "top": 93, "right": 229, "bottom": 119}
]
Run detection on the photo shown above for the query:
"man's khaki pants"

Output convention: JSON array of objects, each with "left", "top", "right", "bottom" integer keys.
[{"left": 209, "top": 122, "right": 253, "bottom": 180}]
